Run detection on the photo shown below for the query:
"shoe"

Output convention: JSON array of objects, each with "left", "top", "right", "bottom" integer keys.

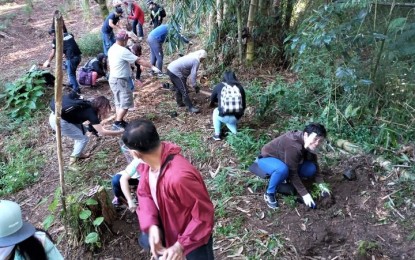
[
  {"left": 157, "top": 73, "right": 167, "bottom": 79},
  {"left": 177, "top": 102, "right": 185, "bottom": 107},
  {"left": 212, "top": 134, "right": 221, "bottom": 141},
  {"left": 188, "top": 107, "right": 200, "bottom": 113},
  {"left": 264, "top": 193, "right": 278, "bottom": 209},
  {"left": 112, "top": 197, "right": 120, "bottom": 206}
]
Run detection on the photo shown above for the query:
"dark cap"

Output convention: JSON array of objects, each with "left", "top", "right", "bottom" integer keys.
[{"left": 115, "top": 6, "right": 124, "bottom": 14}]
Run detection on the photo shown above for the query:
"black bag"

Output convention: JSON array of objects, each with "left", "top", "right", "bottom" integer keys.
[
  {"left": 49, "top": 93, "right": 91, "bottom": 123},
  {"left": 248, "top": 162, "right": 270, "bottom": 179}
]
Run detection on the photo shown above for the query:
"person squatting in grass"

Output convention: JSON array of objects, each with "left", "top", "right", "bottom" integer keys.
[
  {"left": 107, "top": 30, "right": 161, "bottom": 131},
  {"left": 49, "top": 93, "right": 123, "bottom": 164},
  {"left": 122, "top": 119, "right": 215, "bottom": 260},
  {"left": 81, "top": 53, "right": 108, "bottom": 88},
  {"left": 258, "top": 123, "right": 330, "bottom": 209},
  {"left": 166, "top": 50, "right": 208, "bottom": 114},
  {"left": 0, "top": 200, "right": 64, "bottom": 260},
  {"left": 209, "top": 71, "right": 246, "bottom": 141},
  {"left": 146, "top": 24, "right": 192, "bottom": 74},
  {"left": 101, "top": 6, "right": 124, "bottom": 56},
  {"left": 43, "top": 28, "right": 82, "bottom": 94}
]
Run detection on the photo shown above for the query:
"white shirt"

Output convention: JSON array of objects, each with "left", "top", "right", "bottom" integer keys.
[
  {"left": 149, "top": 167, "right": 160, "bottom": 210},
  {"left": 108, "top": 43, "right": 137, "bottom": 79}
]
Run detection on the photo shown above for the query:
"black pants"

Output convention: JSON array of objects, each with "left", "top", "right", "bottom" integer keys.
[
  {"left": 167, "top": 69, "right": 193, "bottom": 108},
  {"left": 139, "top": 233, "right": 214, "bottom": 260}
]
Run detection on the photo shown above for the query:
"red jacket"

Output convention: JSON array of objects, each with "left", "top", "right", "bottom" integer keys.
[
  {"left": 128, "top": 2, "right": 145, "bottom": 25},
  {"left": 136, "top": 142, "right": 214, "bottom": 255}
]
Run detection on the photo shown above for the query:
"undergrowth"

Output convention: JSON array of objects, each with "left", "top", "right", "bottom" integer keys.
[{"left": 77, "top": 32, "right": 102, "bottom": 56}]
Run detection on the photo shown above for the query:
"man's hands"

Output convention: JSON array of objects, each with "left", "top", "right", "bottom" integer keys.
[
  {"left": 127, "top": 198, "right": 137, "bottom": 212},
  {"left": 159, "top": 242, "right": 184, "bottom": 260},
  {"left": 149, "top": 225, "right": 165, "bottom": 259},
  {"left": 302, "top": 193, "right": 316, "bottom": 209},
  {"left": 42, "top": 60, "right": 50, "bottom": 68}
]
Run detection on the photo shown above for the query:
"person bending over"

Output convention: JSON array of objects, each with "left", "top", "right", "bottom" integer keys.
[
  {"left": 82, "top": 53, "right": 107, "bottom": 88},
  {"left": 101, "top": 6, "right": 124, "bottom": 56}
]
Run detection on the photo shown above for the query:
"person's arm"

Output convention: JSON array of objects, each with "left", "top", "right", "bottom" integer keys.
[
  {"left": 137, "top": 174, "right": 160, "bottom": 233},
  {"left": 92, "top": 123, "right": 123, "bottom": 136},
  {"left": 209, "top": 84, "right": 220, "bottom": 107},
  {"left": 170, "top": 170, "right": 214, "bottom": 254},
  {"left": 136, "top": 57, "right": 160, "bottom": 72},
  {"left": 120, "top": 158, "right": 141, "bottom": 206},
  {"left": 286, "top": 151, "right": 309, "bottom": 197},
  {"left": 240, "top": 86, "right": 247, "bottom": 110},
  {"left": 189, "top": 61, "right": 200, "bottom": 87},
  {"left": 130, "top": 5, "right": 139, "bottom": 20},
  {"left": 109, "top": 18, "right": 121, "bottom": 30}
]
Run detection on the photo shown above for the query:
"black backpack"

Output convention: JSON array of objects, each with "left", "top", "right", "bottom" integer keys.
[{"left": 49, "top": 93, "right": 91, "bottom": 123}]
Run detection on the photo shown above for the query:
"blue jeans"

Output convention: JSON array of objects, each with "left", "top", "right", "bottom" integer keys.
[
  {"left": 147, "top": 36, "right": 163, "bottom": 71},
  {"left": 212, "top": 108, "right": 238, "bottom": 135},
  {"left": 66, "top": 55, "right": 81, "bottom": 92},
  {"left": 132, "top": 20, "right": 144, "bottom": 37},
  {"left": 111, "top": 173, "right": 139, "bottom": 199},
  {"left": 258, "top": 158, "right": 317, "bottom": 194},
  {"left": 49, "top": 113, "right": 89, "bottom": 157},
  {"left": 102, "top": 32, "right": 115, "bottom": 56},
  {"left": 139, "top": 233, "right": 214, "bottom": 260}
]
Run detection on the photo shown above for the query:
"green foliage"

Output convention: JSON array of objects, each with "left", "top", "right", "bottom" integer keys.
[
  {"left": 0, "top": 70, "right": 46, "bottom": 120},
  {"left": 0, "top": 125, "right": 45, "bottom": 196},
  {"left": 162, "top": 129, "right": 208, "bottom": 161},
  {"left": 357, "top": 240, "right": 379, "bottom": 256},
  {"left": 77, "top": 32, "right": 102, "bottom": 56},
  {"left": 215, "top": 216, "right": 244, "bottom": 236},
  {"left": 227, "top": 129, "right": 270, "bottom": 169},
  {"left": 0, "top": 12, "right": 16, "bottom": 31},
  {"left": 282, "top": 195, "right": 297, "bottom": 209}
]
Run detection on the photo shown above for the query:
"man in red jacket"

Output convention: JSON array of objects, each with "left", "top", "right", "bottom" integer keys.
[
  {"left": 125, "top": 1, "right": 145, "bottom": 39},
  {"left": 122, "top": 119, "right": 214, "bottom": 260}
]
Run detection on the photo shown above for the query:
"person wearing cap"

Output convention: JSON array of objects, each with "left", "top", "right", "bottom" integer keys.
[
  {"left": 166, "top": 50, "right": 207, "bottom": 114},
  {"left": 147, "top": 24, "right": 191, "bottom": 74},
  {"left": 0, "top": 200, "right": 64, "bottom": 259},
  {"left": 147, "top": 1, "right": 166, "bottom": 29},
  {"left": 101, "top": 6, "right": 124, "bottom": 56},
  {"left": 42, "top": 29, "right": 83, "bottom": 94},
  {"left": 258, "top": 123, "right": 329, "bottom": 209},
  {"left": 108, "top": 30, "right": 161, "bottom": 130},
  {"left": 124, "top": 1, "right": 145, "bottom": 40}
]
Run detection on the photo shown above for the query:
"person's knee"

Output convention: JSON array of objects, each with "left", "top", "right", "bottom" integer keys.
[
  {"left": 111, "top": 174, "right": 121, "bottom": 188},
  {"left": 300, "top": 161, "right": 317, "bottom": 177}
]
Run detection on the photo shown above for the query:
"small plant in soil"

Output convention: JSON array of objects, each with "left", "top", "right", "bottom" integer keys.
[
  {"left": 282, "top": 195, "right": 298, "bottom": 209},
  {"left": 357, "top": 240, "right": 379, "bottom": 256}
]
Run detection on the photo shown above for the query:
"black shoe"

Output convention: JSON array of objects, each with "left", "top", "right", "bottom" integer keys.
[
  {"left": 264, "top": 193, "right": 278, "bottom": 209},
  {"left": 177, "top": 102, "right": 185, "bottom": 107}
]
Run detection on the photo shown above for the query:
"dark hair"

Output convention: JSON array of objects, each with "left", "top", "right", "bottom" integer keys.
[
  {"left": 304, "top": 123, "right": 327, "bottom": 138},
  {"left": 122, "top": 119, "right": 160, "bottom": 153},
  {"left": 10, "top": 229, "right": 53, "bottom": 260},
  {"left": 131, "top": 43, "right": 142, "bottom": 56},
  {"left": 222, "top": 71, "right": 241, "bottom": 87},
  {"left": 91, "top": 96, "right": 111, "bottom": 120}
]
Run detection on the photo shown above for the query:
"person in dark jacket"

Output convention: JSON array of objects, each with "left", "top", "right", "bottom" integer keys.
[
  {"left": 101, "top": 6, "right": 124, "bottom": 56},
  {"left": 147, "top": 1, "right": 165, "bottom": 29},
  {"left": 82, "top": 53, "right": 107, "bottom": 87},
  {"left": 209, "top": 71, "right": 246, "bottom": 141},
  {"left": 122, "top": 119, "right": 214, "bottom": 260},
  {"left": 259, "top": 123, "right": 329, "bottom": 209},
  {"left": 43, "top": 29, "right": 82, "bottom": 93}
]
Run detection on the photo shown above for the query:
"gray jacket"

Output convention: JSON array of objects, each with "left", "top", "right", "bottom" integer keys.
[{"left": 167, "top": 55, "right": 200, "bottom": 87}]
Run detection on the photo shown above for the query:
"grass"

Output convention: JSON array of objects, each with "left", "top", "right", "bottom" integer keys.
[
  {"left": 77, "top": 32, "right": 103, "bottom": 56},
  {"left": 162, "top": 128, "right": 209, "bottom": 161}
]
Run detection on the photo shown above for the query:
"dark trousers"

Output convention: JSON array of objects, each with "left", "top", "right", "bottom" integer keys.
[
  {"left": 111, "top": 174, "right": 139, "bottom": 199},
  {"left": 132, "top": 19, "right": 144, "bottom": 37},
  {"left": 139, "top": 233, "right": 214, "bottom": 260},
  {"left": 66, "top": 55, "right": 81, "bottom": 91},
  {"left": 167, "top": 70, "right": 193, "bottom": 108}
]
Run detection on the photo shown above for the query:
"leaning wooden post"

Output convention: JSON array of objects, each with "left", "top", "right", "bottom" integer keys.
[{"left": 53, "top": 11, "right": 67, "bottom": 214}]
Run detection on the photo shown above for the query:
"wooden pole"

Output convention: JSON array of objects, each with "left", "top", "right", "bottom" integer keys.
[{"left": 53, "top": 11, "right": 67, "bottom": 214}]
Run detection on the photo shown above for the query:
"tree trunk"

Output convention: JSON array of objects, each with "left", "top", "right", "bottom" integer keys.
[
  {"left": 87, "top": 186, "right": 117, "bottom": 225},
  {"left": 246, "top": 0, "right": 258, "bottom": 63},
  {"left": 236, "top": 2, "right": 243, "bottom": 64},
  {"left": 284, "top": 0, "right": 294, "bottom": 33},
  {"left": 216, "top": 0, "right": 223, "bottom": 27},
  {"left": 93, "top": 0, "right": 109, "bottom": 19}
]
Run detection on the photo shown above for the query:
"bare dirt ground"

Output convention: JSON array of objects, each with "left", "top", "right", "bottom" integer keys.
[{"left": 1, "top": 0, "right": 414, "bottom": 259}]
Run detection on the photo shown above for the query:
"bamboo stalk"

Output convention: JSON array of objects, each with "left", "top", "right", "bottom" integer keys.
[
  {"left": 246, "top": 0, "right": 258, "bottom": 63},
  {"left": 236, "top": 2, "right": 243, "bottom": 64},
  {"left": 53, "top": 11, "right": 66, "bottom": 214}
]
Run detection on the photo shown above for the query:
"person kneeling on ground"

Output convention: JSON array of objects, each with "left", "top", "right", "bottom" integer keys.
[
  {"left": 167, "top": 50, "right": 207, "bottom": 114},
  {"left": 49, "top": 93, "right": 123, "bottom": 164},
  {"left": 210, "top": 71, "right": 246, "bottom": 141},
  {"left": 122, "top": 119, "right": 215, "bottom": 259},
  {"left": 0, "top": 200, "right": 64, "bottom": 260},
  {"left": 258, "top": 123, "right": 329, "bottom": 209},
  {"left": 82, "top": 53, "right": 108, "bottom": 88},
  {"left": 111, "top": 155, "right": 141, "bottom": 212}
]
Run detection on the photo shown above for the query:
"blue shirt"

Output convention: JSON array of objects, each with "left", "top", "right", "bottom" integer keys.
[
  {"left": 148, "top": 24, "right": 169, "bottom": 42},
  {"left": 102, "top": 13, "right": 120, "bottom": 34}
]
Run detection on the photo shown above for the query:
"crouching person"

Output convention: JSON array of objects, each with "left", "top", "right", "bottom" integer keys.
[
  {"left": 82, "top": 53, "right": 108, "bottom": 88},
  {"left": 210, "top": 71, "right": 246, "bottom": 141},
  {"left": 111, "top": 156, "right": 141, "bottom": 211},
  {"left": 121, "top": 119, "right": 215, "bottom": 259},
  {"left": 259, "top": 123, "right": 329, "bottom": 209}
]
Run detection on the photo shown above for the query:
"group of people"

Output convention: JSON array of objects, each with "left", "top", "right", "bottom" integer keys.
[{"left": 41, "top": 1, "right": 332, "bottom": 259}]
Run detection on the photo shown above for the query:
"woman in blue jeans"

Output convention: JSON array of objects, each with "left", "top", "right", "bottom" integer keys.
[
  {"left": 209, "top": 71, "right": 246, "bottom": 141},
  {"left": 258, "top": 123, "right": 329, "bottom": 209}
]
